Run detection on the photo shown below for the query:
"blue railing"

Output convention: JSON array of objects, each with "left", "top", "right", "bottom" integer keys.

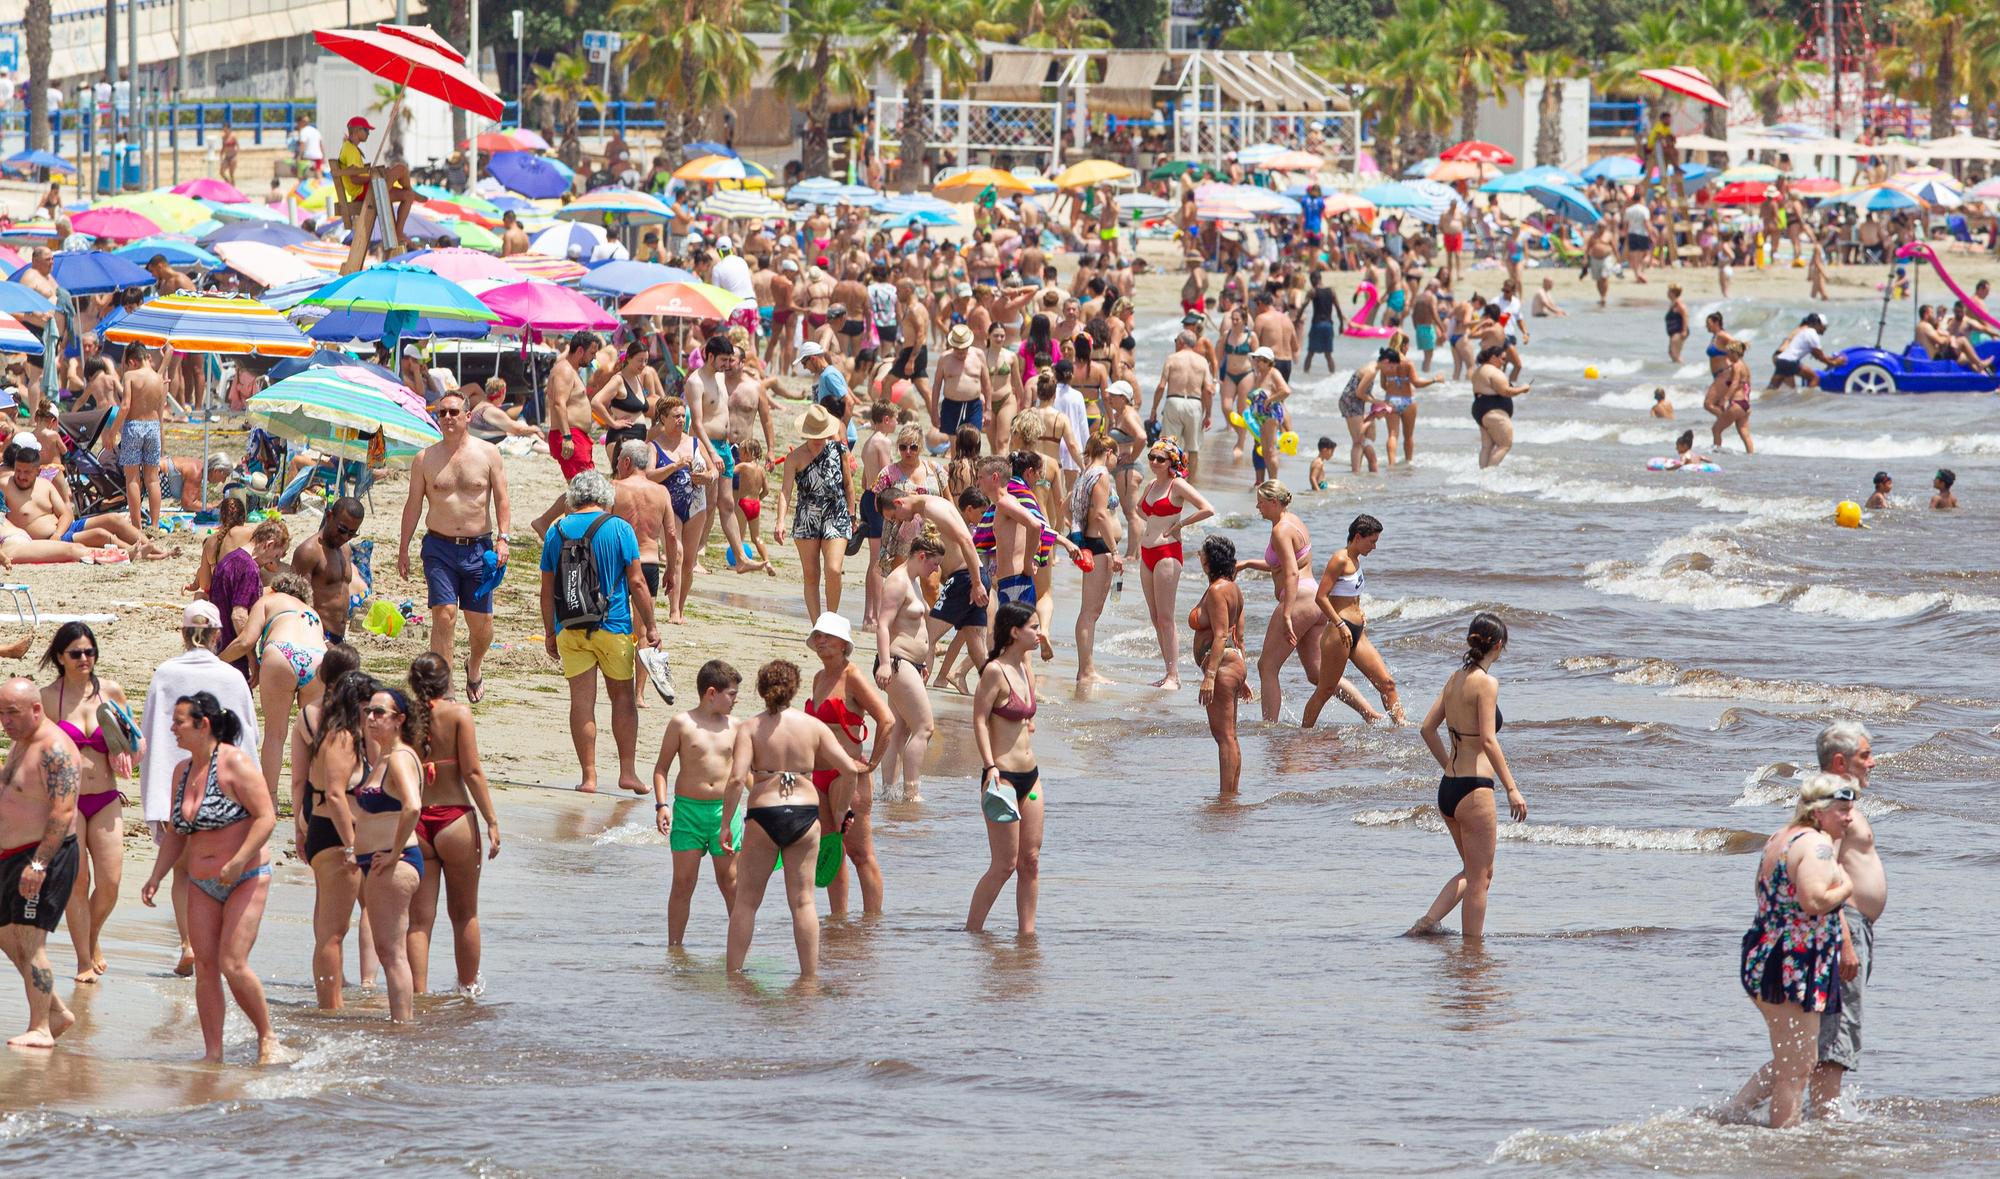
[
  {"left": 1589, "top": 100, "right": 1647, "bottom": 140},
  {"left": 1, "top": 100, "right": 321, "bottom": 157}
]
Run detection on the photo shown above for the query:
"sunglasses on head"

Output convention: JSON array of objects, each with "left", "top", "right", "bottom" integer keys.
[{"left": 1828, "top": 786, "right": 1858, "bottom": 802}]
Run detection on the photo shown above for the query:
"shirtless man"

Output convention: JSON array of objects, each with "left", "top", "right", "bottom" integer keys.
[
  {"left": 1439, "top": 202, "right": 1466, "bottom": 284},
  {"left": 1252, "top": 293, "right": 1300, "bottom": 383},
  {"left": 1529, "top": 276, "right": 1568, "bottom": 318},
  {"left": 1149, "top": 332, "right": 1215, "bottom": 480},
  {"left": 765, "top": 258, "right": 798, "bottom": 372},
  {"left": 976, "top": 455, "right": 1080, "bottom": 624},
  {"left": 651, "top": 660, "right": 743, "bottom": 947},
  {"left": 855, "top": 404, "right": 900, "bottom": 626},
  {"left": 529, "top": 331, "right": 602, "bottom": 537},
  {"left": 1410, "top": 280, "right": 1443, "bottom": 372},
  {"left": 1585, "top": 221, "right": 1616, "bottom": 307},
  {"left": 119, "top": 344, "right": 170, "bottom": 531},
  {"left": 831, "top": 270, "right": 870, "bottom": 361},
  {"left": 291, "top": 497, "right": 363, "bottom": 644},
  {"left": 683, "top": 336, "right": 751, "bottom": 573},
  {"left": 398, "top": 389, "right": 512, "bottom": 702},
  {"left": 892, "top": 278, "right": 933, "bottom": 405},
  {"left": 969, "top": 231, "right": 1001, "bottom": 287},
  {"left": 931, "top": 323, "right": 991, "bottom": 437},
  {"left": 3, "top": 439, "right": 143, "bottom": 552},
  {"left": 0, "top": 678, "right": 81, "bottom": 1048},
  {"left": 611, "top": 440, "right": 682, "bottom": 615},
  {"left": 1916, "top": 304, "right": 1993, "bottom": 374},
  {"left": 499, "top": 211, "right": 529, "bottom": 256},
  {"left": 1799, "top": 723, "right": 1886, "bottom": 1114},
  {"left": 18, "top": 250, "right": 59, "bottom": 411}
]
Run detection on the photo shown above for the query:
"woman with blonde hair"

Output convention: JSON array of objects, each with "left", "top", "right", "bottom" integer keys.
[
  {"left": 1134, "top": 439, "right": 1214, "bottom": 690},
  {"left": 1068, "top": 433, "right": 1124, "bottom": 686}
]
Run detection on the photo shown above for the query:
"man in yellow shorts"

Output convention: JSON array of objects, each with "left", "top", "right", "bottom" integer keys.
[
  {"left": 332, "top": 115, "right": 417, "bottom": 270},
  {"left": 539, "top": 470, "right": 660, "bottom": 795}
]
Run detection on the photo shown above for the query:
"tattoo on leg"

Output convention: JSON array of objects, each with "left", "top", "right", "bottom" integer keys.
[{"left": 30, "top": 965, "right": 53, "bottom": 993}]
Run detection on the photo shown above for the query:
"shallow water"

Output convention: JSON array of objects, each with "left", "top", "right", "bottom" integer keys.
[{"left": 5, "top": 291, "right": 1998, "bottom": 1175}]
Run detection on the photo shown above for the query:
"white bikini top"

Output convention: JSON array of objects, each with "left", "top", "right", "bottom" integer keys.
[{"left": 1332, "top": 563, "right": 1365, "bottom": 597}]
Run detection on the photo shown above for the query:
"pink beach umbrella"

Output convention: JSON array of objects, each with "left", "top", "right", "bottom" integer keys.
[
  {"left": 400, "top": 246, "right": 525, "bottom": 284},
  {"left": 471, "top": 279, "right": 617, "bottom": 331},
  {"left": 72, "top": 207, "right": 162, "bottom": 241},
  {"left": 173, "top": 177, "right": 251, "bottom": 203}
]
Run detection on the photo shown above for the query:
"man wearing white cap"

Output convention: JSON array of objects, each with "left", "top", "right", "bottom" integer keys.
[
  {"left": 138, "top": 601, "right": 260, "bottom": 973},
  {"left": 711, "top": 235, "right": 757, "bottom": 338},
  {"left": 796, "top": 342, "right": 850, "bottom": 413}
]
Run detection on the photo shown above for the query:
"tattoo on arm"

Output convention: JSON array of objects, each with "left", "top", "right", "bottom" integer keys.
[
  {"left": 42, "top": 748, "right": 78, "bottom": 802},
  {"left": 1814, "top": 842, "right": 1834, "bottom": 861}
]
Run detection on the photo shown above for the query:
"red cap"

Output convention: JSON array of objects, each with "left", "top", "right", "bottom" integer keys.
[
  {"left": 348, "top": 116, "right": 374, "bottom": 131},
  {"left": 815, "top": 255, "right": 830, "bottom": 269}
]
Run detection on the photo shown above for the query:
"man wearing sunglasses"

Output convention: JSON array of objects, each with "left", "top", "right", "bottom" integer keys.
[
  {"left": 291, "top": 497, "right": 365, "bottom": 645},
  {"left": 399, "top": 390, "right": 512, "bottom": 704}
]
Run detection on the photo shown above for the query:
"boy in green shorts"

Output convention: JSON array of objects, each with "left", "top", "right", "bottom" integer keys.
[{"left": 652, "top": 659, "right": 745, "bottom": 946}]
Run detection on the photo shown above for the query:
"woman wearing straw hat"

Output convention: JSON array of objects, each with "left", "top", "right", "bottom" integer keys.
[{"left": 776, "top": 405, "right": 857, "bottom": 620}]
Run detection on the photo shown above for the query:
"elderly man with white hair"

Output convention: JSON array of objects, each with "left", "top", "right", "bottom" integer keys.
[{"left": 539, "top": 470, "right": 658, "bottom": 795}]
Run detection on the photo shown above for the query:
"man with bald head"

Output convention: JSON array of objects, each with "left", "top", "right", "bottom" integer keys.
[{"left": 0, "top": 677, "right": 82, "bottom": 1048}]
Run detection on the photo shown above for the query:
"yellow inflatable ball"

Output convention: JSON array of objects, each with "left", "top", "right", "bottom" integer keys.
[
  {"left": 1583, "top": 365, "right": 1601, "bottom": 380},
  {"left": 1228, "top": 411, "right": 1247, "bottom": 429},
  {"left": 1834, "top": 501, "right": 1862, "bottom": 529},
  {"left": 1278, "top": 430, "right": 1299, "bottom": 456}
]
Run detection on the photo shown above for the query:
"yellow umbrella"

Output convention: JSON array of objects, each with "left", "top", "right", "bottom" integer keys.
[
  {"left": 673, "top": 154, "right": 773, "bottom": 183},
  {"left": 96, "top": 191, "right": 211, "bottom": 233},
  {"left": 932, "top": 167, "right": 1036, "bottom": 203},
  {"left": 1053, "top": 159, "right": 1135, "bottom": 190}
]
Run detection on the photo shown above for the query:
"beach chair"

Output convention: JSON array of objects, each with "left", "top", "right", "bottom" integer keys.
[{"left": 0, "top": 583, "right": 38, "bottom": 628}]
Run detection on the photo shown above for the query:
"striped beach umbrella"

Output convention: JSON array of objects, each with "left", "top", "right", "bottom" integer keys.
[
  {"left": 674, "top": 155, "right": 773, "bottom": 183},
  {"left": 96, "top": 191, "right": 211, "bottom": 233},
  {"left": 104, "top": 292, "right": 315, "bottom": 356},
  {"left": 558, "top": 188, "right": 675, "bottom": 224},
  {"left": 287, "top": 240, "right": 351, "bottom": 273},
  {"left": 393, "top": 246, "right": 523, "bottom": 283},
  {"left": 499, "top": 253, "right": 588, "bottom": 283},
  {"left": 701, "top": 190, "right": 784, "bottom": 220},
  {"left": 248, "top": 366, "right": 441, "bottom": 460},
  {"left": 0, "top": 311, "right": 45, "bottom": 355},
  {"left": 217, "top": 241, "right": 323, "bottom": 289},
  {"left": 620, "top": 281, "right": 749, "bottom": 320},
  {"left": 299, "top": 262, "right": 498, "bottom": 324}
]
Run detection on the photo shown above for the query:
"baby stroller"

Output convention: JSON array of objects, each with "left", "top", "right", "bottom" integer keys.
[{"left": 56, "top": 406, "right": 127, "bottom": 520}]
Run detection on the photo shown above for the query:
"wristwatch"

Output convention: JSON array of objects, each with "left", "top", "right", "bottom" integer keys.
[{"left": 28, "top": 860, "right": 46, "bottom": 873}]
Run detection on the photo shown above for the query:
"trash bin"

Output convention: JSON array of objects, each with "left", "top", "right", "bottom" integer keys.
[
  {"left": 96, "top": 146, "right": 116, "bottom": 192},
  {"left": 121, "top": 144, "right": 142, "bottom": 188}
]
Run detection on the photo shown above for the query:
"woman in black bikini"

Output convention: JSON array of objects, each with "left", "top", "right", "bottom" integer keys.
[
  {"left": 968, "top": 603, "right": 1047, "bottom": 935},
  {"left": 138, "top": 693, "right": 281, "bottom": 1063},
  {"left": 724, "top": 660, "right": 867, "bottom": 979},
  {"left": 289, "top": 651, "right": 372, "bottom": 1010},
  {"left": 592, "top": 349, "right": 660, "bottom": 464},
  {"left": 1410, "top": 613, "right": 1527, "bottom": 941},
  {"left": 355, "top": 685, "right": 427, "bottom": 1021},
  {"left": 1191, "top": 536, "right": 1250, "bottom": 793},
  {"left": 1299, "top": 514, "right": 1402, "bottom": 729}
]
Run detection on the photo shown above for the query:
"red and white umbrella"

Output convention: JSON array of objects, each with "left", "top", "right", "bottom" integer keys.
[
  {"left": 376, "top": 22, "right": 466, "bottom": 63},
  {"left": 314, "top": 27, "right": 501, "bottom": 119},
  {"left": 1440, "top": 140, "right": 1515, "bottom": 165},
  {"left": 1639, "top": 66, "right": 1727, "bottom": 109}
]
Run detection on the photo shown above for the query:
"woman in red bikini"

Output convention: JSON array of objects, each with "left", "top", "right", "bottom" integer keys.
[
  {"left": 1135, "top": 440, "right": 1215, "bottom": 690},
  {"left": 805, "top": 614, "right": 888, "bottom": 916},
  {"left": 39, "top": 622, "right": 134, "bottom": 983},
  {"left": 405, "top": 654, "right": 501, "bottom": 996}
]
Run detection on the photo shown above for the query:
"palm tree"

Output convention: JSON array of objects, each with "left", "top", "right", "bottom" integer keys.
[
  {"left": 26, "top": 0, "right": 51, "bottom": 151},
  {"left": 1436, "top": 0, "right": 1521, "bottom": 143},
  {"left": 1223, "top": 0, "right": 1293, "bottom": 51},
  {"left": 614, "top": 0, "right": 760, "bottom": 159},
  {"left": 869, "top": 0, "right": 985, "bottom": 192},
  {"left": 1878, "top": 0, "right": 1977, "bottom": 137},
  {"left": 1601, "top": 7, "right": 1686, "bottom": 100},
  {"left": 985, "top": 0, "right": 1116, "bottom": 48},
  {"left": 771, "top": 0, "right": 875, "bottom": 179},
  {"left": 1749, "top": 26, "right": 1826, "bottom": 131},
  {"left": 526, "top": 54, "right": 607, "bottom": 169},
  {"left": 1521, "top": 50, "right": 1575, "bottom": 167},
  {"left": 370, "top": 83, "right": 415, "bottom": 164}
]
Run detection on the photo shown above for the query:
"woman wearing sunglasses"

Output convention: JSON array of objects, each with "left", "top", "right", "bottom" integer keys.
[{"left": 38, "top": 622, "right": 134, "bottom": 983}]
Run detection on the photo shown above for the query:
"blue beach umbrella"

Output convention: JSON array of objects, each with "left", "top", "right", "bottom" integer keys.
[
  {"left": 880, "top": 209, "right": 958, "bottom": 229},
  {"left": 265, "top": 348, "right": 402, "bottom": 384},
  {"left": 1524, "top": 183, "right": 1602, "bottom": 223},
  {"left": 683, "top": 141, "right": 736, "bottom": 159},
  {"left": 488, "top": 151, "right": 574, "bottom": 199},
  {"left": 1358, "top": 182, "right": 1432, "bottom": 209},
  {"left": 304, "top": 310, "right": 493, "bottom": 344},
  {"left": 579, "top": 260, "right": 697, "bottom": 299},
  {"left": 199, "top": 221, "right": 314, "bottom": 249},
  {"left": 1479, "top": 172, "right": 1542, "bottom": 194},
  {"left": 11, "top": 250, "right": 154, "bottom": 295},
  {"left": 1581, "top": 155, "right": 1642, "bottom": 182},
  {"left": 0, "top": 281, "right": 58, "bottom": 318},
  {"left": 3, "top": 149, "right": 78, "bottom": 175},
  {"left": 1842, "top": 185, "right": 1922, "bottom": 212},
  {"left": 114, "top": 238, "right": 222, "bottom": 268}
]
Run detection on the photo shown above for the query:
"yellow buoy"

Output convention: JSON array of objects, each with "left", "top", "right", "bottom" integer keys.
[
  {"left": 1835, "top": 501, "right": 1862, "bottom": 528},
  {"left": 1584, "top": 365, "right": 1601, "bottom": 380}
]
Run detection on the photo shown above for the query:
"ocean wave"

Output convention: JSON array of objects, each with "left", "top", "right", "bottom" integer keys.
[
  {"left": 1524, "top": 352, "right": 1644, "bottom": 378},
  {"left": 590, "top": 821, "right": 664, "bottom": 848},
  {"left": 1752, "top": 431, "right": 2000, "bottom": 460},
  {"left": 1353, "top": 806, "right": 1763, "bottom": 852},
  {"left": 1597, "top": 656, "right": 1923, "bottom": 713},
  {"left": 1495, "top": 1099, "right": 2000, "bottom": 1170},
  {"left": 1367, "top": 594, "right": 1478, "bottom": 622}
]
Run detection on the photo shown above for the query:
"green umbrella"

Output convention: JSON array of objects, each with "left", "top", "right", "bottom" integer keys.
[
  {"left": 246, "top": 366, "right": 442, "bottom": 461},
  {"left": 1148, "top": 161, "right": 1209, "bottom": 181}
]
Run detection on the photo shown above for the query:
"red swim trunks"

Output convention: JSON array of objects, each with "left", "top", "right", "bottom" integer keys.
[
  {"left": 1443, "top": 232, "right": 1465, "bottom": 252},
  {"left": 549, "top": 428, "right": 594, "bottom": 479}
]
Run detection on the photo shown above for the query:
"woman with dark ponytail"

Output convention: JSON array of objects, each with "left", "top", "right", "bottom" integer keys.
[
  {"left": 405, "top": 654, "right": 500, "bottom": 995},
  {"left": 1411, "top": 613, "right": 1527, "bottom": 941},
  {"left": 139, "top": 691, "right": 281, "bottom": 1063},
  {"left": 967, "top": 602, "right": 1048, "bottom": 934}
]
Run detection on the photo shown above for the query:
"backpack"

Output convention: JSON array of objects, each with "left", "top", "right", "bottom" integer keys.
[{"left": 552, "top": 513, "right": 613, "bottom": 631}]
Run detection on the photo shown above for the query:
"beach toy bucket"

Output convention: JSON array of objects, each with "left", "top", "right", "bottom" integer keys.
[{"left": 363, "top": 598, "right": 406, "bottom": 637}]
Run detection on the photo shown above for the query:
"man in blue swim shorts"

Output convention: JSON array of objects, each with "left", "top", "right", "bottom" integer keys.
[{"left": 398, "top": 389, "right": 512, "bottom": 703}]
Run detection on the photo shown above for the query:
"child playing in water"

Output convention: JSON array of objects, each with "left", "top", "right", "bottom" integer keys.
[
  {"left": 731, "top": 438, "right": 776, "bottom": 575},
  {"left": 1866, "top": 470, "right": 1893, "bottom": 510},
  {"left": 1932, "top": 468, "right": 1958, "bottom": 510},
  {"left": 1308, "top": 437, "right": 1336, "bottom": 489},
  {"left": 1651, "top": 388, "right": 1673, "bottom": 419},
  {"left": 1664, "top": 430, "right": 1711, "bottom": 469}
]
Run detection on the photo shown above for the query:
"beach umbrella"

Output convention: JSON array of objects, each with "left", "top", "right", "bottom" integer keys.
[
  {"left": 1358, "top": 182, "right": 1432, "bottom": 209},
  {"left": 1235, "top": 143, "right": 1287, "bottom": 165},
  {"left": 487, "top": 151, "right": 574, "bottom": 199},
  {"left": 215, "top": 241, "right": 323, "bottom": 288},
  {"left": 701, "top": 190, "right": 785, "bottom": 220},
  {"left": 1260, "top": 151, "right": 1326, "bottom": 172},
  {"left": 499, "top": 127, "right": 552, "bottom": 151},
  {"left": 1789, "top": 176, "right": 1844, "bottom": 196},
  {"left": 71, "top": 207, "right": 161, "bottom": 241},
  {"left": 0, "top": 312, "right": 45, "bottom": 355},
  {"left": 0, "top": 281, "right": 57, "bottom": 318},
  {"left": 0, "top": 221, "right": 62, "bottom": 246},
  {"left": 500, "top": 254, "right": 589, "bottom": 283},
  {"left": 1429, "top": 159, "right": 1500, "bottom": 183},
  {"left": 1581, "top": 155, "right": 1643, "bottom": 182},
  {"left": 474, "top": 280, "right": 618, "bottom": 332},
  {"left": 414, "top": 186, "right": 504, "bottom": 217},
  {"left": 785, "top": 177, "right": 847, "bottom": 202},
  {"left": 1116, "top": 193, "right": 1176, "bottom": 215},
  {"left": 682, "top": 140, "right": 737, "bottom": 159},
  {"left": 204, "top": 199, "right": 289, "bottom": 223},
  {"left": 114, "top": 238, "right": 222, "bottom": 268},
  {"left": 1896, "top": 178, "right": 1962, "bottom": 207},
  {"left": 558, "top": 188, "right": 675, "bottom": 225},
  {"left": 879, "top": 209, "right": 958, "bottom": 229},
  {"left": 1716, "top": 163, "right": 1784, "bottom": 183},
  {"left": 1322, "top": 192, "right": 1377, "bottom": 215},
  {"left": 1355, "top": 150, "right": 1381, "bottom": 175},
  {"left": 461, "top": 132, "right": 532, "bottom": 153},
  {"left": 172, "top": 178, "right": 249, "bottom": 203},
  {"left": 265, "top": 348, "right": 401, "bottom": 384},
  {"left": 1009, "top": 166, "right": 1058, "bottom": 195},
  {"left": 580, "top": 260, "right": 696, "bottom": 299},
  {"left": 392, "top": 246, "right": 524, "bottom": 284},
  {"left": 288, "top": 241, "right": 354, "bottom": 273},
  {"left": 304, "top": 309, "right": 493, "bottom": 344},
  {"left": 1441, "top": 140, "right": 1515, "bottom": 165},
  {"left": 932, "top": 168, "right": 1034, "bottom": 203},
  {"left": 675, "top": 155, "right": 772, "bottom": 183},
  {"left": 1408, "top": 179, "right": 1468, "bottom": 209},
  {"left": 1640, "top": 65, "right": 1728, "bottom": 108},
  {"left": 1193, "top": 201, "right": 1256, "bottom": 222},
  {"left": 1148, "top": 160, "right": 1208, "bottom": 181},
  {"left": 1053, "top": 159, "right": 1134, "bottom": 190},
  {"left": 199, "top": 220, "right": 314, "bottom": 249},
  {"left": 257, "top": 274, "right": 337, "bottom": 311},
  {"left": 1664, "top": 162, "right": 1718, "bottom": 187},
  {"left": 314, "top": 27, "right": 502, "bottom": 119},
  {"left": 1968, "top": 177, "right": 2000, "bottom": 201},
  {"left": 15, "top": 250, "right": 154, "bottom": 295},
  {"left": 620, "top": 281, "right": 748, "bottom": 320},
  {"left": 97, "top": 191, "right": 211, "bottom": 233},
  {"left": 421, "top": 198, "right": 499, "bottom": 227},
  {"left": 878, "top": 194, "right": 959, "bottom": 217},
  {"left": 301, "top": 262, "right": 496, "bottom": 323},
  {"left": 248, "top": 366, "right": 441, "bottom": 461},
  {"left": 529, "top": 221, "right": 606, "bottom": 260},
  {"left": 1711, "top": 180, "right": 1773, "bottom": 205},
  {"left": 105, "top": 291, "right": 315, "bottom": 356},
  {"left": 434, "top": 218, "right": 503, "bottom": 251},
  {"left": 1843, "top": 185, "right": 1923, "bottom": 211},
  {"left": 2, "top": 149, "right": 77, "bottom": 175},
  {"left": 1480, "top": 171, "right": 1543, "bottom": 194},
  {"left": 1402, "top": 156, "right": 1439, "bottom": 178},
  {"left": 1523, "top": 183, "right": 1602, "bottom": 222}
]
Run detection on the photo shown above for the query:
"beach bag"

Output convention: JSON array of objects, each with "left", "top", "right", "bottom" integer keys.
[{"left": 552, "top": 513, "right": 613, "bottom": 631}]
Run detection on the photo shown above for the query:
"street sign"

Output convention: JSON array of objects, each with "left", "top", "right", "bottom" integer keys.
[
  {"left": 0, "top": 33, "right": 19, "bottom": 75},
  {"left": 511, "top": 10, "right": 523, "bottom": 39},
  {"left": 587, "top": 47, "right": 610, "bottom": 64},
  {"left": 581, "top": 30, "right": 622, "bottom": 53}
]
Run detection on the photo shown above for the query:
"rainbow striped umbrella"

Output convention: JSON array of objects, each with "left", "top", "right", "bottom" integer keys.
[
  {"left": 248, "top": 365, "right": 441, "bottom": 459},
  {"left": 557, "top": 188, "right": 675, "bottom": 225},
  {"left": 287, "top": 240, "right": 352, "bottom": 273},
  {"left": 299, "top": 262, "right": 498, "bottom": 323},
  {"left": 499, "top": 253, "right": 587, "bottom": 283},
  {"left": 620, "top": 281, "right": 749, "bottom": 320},
  {"left": 104, "top": 292, "right": 315, "bottom": 356}
]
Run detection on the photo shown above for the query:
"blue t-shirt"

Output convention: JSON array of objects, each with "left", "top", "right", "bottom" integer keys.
[
  {"left": 814, "top": 365, "right": 850, "bottom": 408},
  {"left": 1301, "top": 194, "right": 1325, "bottom": 234},
  {"left": 539, "top": 509, "right": 640, "bottom": 634}
]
